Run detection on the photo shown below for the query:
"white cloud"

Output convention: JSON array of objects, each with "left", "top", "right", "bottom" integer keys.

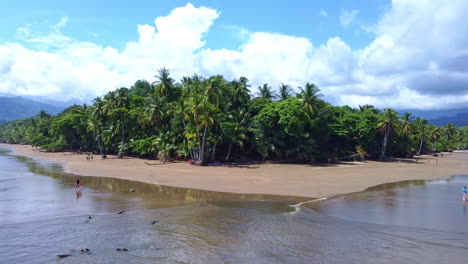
[
  {"left": 339, "top": 9, "right": 359, "bottom": 27},
  {"left": 1, "top": 1, "right": 468, "bottom": 110}
]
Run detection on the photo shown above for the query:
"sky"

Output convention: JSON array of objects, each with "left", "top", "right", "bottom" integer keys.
[{"left": 0, "top": 0, "right": 467, "bottom": 109}]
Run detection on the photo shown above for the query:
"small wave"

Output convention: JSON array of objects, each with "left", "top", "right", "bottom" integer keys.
[
  {"left": 285, "top": 198, "right": 328, "bottom": 215},
  {"left": 290, "top": 197, "right": 327, "bottom": 208}
]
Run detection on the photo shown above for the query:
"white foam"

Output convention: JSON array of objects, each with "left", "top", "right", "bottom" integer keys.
[{"left": 289, "top": 197, "right": 327, "bottom": 208}]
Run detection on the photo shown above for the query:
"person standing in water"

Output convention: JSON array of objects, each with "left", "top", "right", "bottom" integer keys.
[
  {"left": 462, "top": 186, "right": 467, "bottom": 202},
  {"left": 75, "top": 177, "right": 82, "bottom": 188}
]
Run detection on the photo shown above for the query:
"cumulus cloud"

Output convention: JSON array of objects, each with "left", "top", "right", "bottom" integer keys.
[
  {"left": 0, "top": 1, "right": 467, "bottom": 109},
  {"left": 339, "top": 9, "right": 359, "bottom": 27}
]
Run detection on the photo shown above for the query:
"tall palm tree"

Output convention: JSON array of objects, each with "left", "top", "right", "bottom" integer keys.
[
  {"left": 428, "top": 126, "right": 441, "bottom": 152},
  {"left": 378, "top": 108, "right": 399, "bottom": 160},
  {"left": 185, "top": 94, "right": 204, "bottom": 160},
  {"left": 278, "top": 83, "right": 292, "bottom": 101},
  {"left": 153, "top": 68, "right": 175, "bottom": 97},
  {"left": 257, "top": 83, "right": 276, "bottom": 100},
  {"left": 415, "top": 117, "right": 428, "bottom": 154},
  {"left": 141, "top": 95, "right": 165, "bottom": 128},
  {"left": 230, "top": 77, "right": 250, "bottom": 109},
  {"left": 103, "top": 88, "right": 129, "bottom": 158},
  {"left": 199, "top": 102, "right": 219, "bottom": 164},
  {"left": 297, "top": 83, "right": 322, "bottom": 116},
  {"left": 90, "top": 97, "right": 107, "bottom": 158},
  {"left": 400, "top": 112, "right": 412, "bottom": 134},
  {"left": 443, "top": 123, "right": 457, "bottom": 150},
  {"left": 204, "top": 75, "right": 225, "bottom": 106}
]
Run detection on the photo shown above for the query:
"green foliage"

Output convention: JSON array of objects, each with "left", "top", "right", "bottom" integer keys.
[{"left": 1, "top": 69, "right": 467, "bottom": 163}]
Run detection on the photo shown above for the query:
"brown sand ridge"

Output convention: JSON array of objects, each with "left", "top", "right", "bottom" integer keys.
[{"left": 2, "top": 144, "right": 468, "bottom": 198}]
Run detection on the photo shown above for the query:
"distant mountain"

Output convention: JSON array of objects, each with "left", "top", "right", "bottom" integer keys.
[
  {"left": 22, "top": 95, "right": 87, "bottom": 108},
  {"left": 0, "top": 96, "right": 64, "bottom": 122},
  {"left": 398, "top": 108, "right": 468, "bottom": 120},
  {"left": 428, "top": 112, "right": 468, "bottom": 127}
]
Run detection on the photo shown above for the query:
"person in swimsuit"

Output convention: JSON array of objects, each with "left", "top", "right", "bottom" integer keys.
[
  {"left": 75, "top": 177, "right": 82, "bottom": 188},
  {"left": 462, "top": 186, "right": 467, "bottom": 202}
]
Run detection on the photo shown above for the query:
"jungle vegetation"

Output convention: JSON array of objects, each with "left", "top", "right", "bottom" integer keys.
[{"left": 1, "top": 69, "right": 467, "bottom": 164}]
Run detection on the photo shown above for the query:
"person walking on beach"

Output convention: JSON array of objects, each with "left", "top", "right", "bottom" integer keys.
[{"left": 462, "top": 186, "right": 467, "bottom": 202}]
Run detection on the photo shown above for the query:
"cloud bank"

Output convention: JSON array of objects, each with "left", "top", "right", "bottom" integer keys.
[{"left": 0, "top": 1, "right": 467, "bottom": 109}]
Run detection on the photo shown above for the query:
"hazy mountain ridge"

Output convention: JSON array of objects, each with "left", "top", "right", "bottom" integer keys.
[
  {"left": 427, "top": 112, "right": 468, "bottom": 127},
  {"left": 0, "top": 96, "right": 64, "bottom": 122},
  {"left": 398, "top": 108, "right": 468, "bottom": 127}
]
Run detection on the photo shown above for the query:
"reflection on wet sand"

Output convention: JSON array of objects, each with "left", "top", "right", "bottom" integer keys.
[
  {"left": 9, "top": 150, "right": 310, "bottom": 206},
  {"left": 75, "top": 188, "right": 82, "bottom": 200}
]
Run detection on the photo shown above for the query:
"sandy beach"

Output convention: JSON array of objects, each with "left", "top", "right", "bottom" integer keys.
[{"left": 2, "top": 143, "right": 467, "bottom": 198}]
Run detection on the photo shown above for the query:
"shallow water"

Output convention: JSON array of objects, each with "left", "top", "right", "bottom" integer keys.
[{"left": 0, "top": 148, "right": 467, "bottom": 264}]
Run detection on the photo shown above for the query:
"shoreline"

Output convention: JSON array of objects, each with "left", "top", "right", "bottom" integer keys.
[{"left": 1, "top": 143, "right": 468, "bottom": 198}]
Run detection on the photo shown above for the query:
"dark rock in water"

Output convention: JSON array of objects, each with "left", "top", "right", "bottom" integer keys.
[
  {"left": 151, "top": 220, "right": 159, "bottom": 225},
  {"left": 80, "top": 249, "right": 85, "bottom": 254},
  {"left": 89, "top": 216, "right": 92, "bottom": 219},
  {"left": 57, "top": 254, "right": 71, "bottom": 258},
  {"left": 123, "top": 248, "right": 128, "bottom": 251},
  {"left": 116, "top": 248, "right": 122, "bottom": 251},
  {"left": 117, "top": 210, "right": 125, "bottom": 215},
  {"left": 85, "top": 248, "right": 90, "bottom": 252}
]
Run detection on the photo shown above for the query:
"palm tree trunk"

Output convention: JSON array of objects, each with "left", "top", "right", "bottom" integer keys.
[
  {"left": 95, "top": 131, "right": 107, "bottom": 158},
  {"left": 417, "top": 137, "right": 423, "bottom": 155},
  {"left": 195, "top": 120, "right": 201, "bottom": 160},
  {"left": 225, "top": 143, "right": 232, "bottom": 161},
  {"left": 211, "top": 135, "right": 222, "bottom": 162},
  {"left": 380, "top": 133, "right": 388, "bottom": 160},
  {"left": 118, "top": 116, "right": 124, "bottom": 158},
  {"left": 200, "top": 123, "right": 208, "bottom": 164},
  {"left": 70, "top": 132, "right": 81, "bottom": 151}
]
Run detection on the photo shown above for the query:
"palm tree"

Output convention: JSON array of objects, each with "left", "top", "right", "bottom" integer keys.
[
  {"left": 204, "top": 75, "right": 226, "bottom": 106},
  {"left": 103, "top": 88, "right": 129, "bottom": 158},
  {"left": 185, "top": 94, "right": 204, "bottom": 160},
  {"left": 400, "top": 112, "right": 412, "bottom": 134},
  {"left": 278, "top": 83, "right": 292, "bottom": 101},
  {"left": 443, "top": 123, "right": 457, "bottom": 150},
  {"left": 199, "top": 102, "right": 219, "bottom": 164},
  {"left": 428, "top": 126, "right": 441, "bottom": 152},
  {"left": 90, "top": 97, "right": 107, "bottom": 158},
  {"left": 378, "top": 108, "right": 399, "bottom": 160},
  {"left": 257, "top": 83, "right": 276, "bottom": 100},
  {"left": 230, "top": 77, "right": 251, "bottom": 109},
  {"left": 153, "top": 68, "right": 175, "bottom": 97},
  {"left": 414, "top": 117, "right": 428, "bottom": 155},
  {"left": 226, "top": 112, "right": 249, "bottom": 161},
  {"left": 297, "top": 83, "right": 322, "bottom": 116},
  {"left": 141, "top": 95, "right": 165, "bottom": 127}
]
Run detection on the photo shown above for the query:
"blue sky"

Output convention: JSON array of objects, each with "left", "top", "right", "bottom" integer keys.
[
  {"left": 0, "top": 0, "right": 387, "bottom": 50},
  {"left": 0, "top": 0, "right": 467, "bottom": 109}
]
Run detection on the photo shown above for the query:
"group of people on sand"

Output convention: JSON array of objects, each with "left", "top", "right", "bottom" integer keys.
[{"left": 86, "top": 154, "right": 94, "bottom": 160}]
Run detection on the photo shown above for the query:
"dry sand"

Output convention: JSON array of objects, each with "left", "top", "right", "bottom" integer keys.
[{"left": 2, "top": 144, "right": 467, "bottom": 198}]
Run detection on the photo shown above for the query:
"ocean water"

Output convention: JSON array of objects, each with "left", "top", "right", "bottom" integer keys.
[{"left": 0, "top": 147, "right": 467, "bottom": 264}]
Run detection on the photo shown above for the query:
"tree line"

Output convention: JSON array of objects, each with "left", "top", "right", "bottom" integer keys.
[{"left": 1, "top": 69, "right": 467, "bottom": 164}]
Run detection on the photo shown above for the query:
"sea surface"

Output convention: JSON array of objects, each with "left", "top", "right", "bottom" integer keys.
[{"left": 0, "top": 147, "right": 467, "bottom": 264}]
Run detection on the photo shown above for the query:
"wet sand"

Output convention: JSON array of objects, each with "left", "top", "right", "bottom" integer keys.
[{"left": 2, "top": 144, "right": 468, "bottom": 198}]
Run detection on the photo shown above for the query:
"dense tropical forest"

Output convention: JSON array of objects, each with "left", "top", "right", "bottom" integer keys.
[{"left": 1, "top": 69, "right": 467, "bottom": 164}]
